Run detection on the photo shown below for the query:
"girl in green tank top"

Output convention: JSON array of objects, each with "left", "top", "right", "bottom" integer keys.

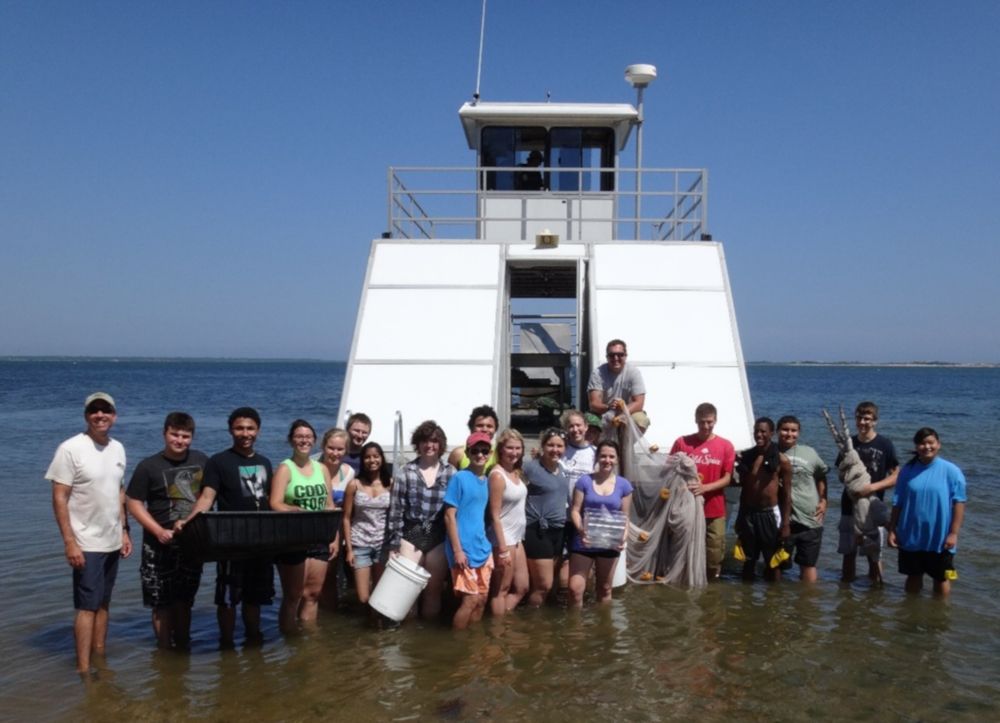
[
  {"left": 268, "top": 419, "right": 336, "bottom": 634},
  {"left": 270, "top": 421, "right": 334, "bottom": 514},
  {"left": 281, "top": 456, "right": 329, "bottom": 511}
]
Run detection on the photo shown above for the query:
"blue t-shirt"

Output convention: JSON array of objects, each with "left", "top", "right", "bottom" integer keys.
[
  {"left": 442, "top": 469, "right": 492, "bottom": 568},
  {"left": 572, "top": 474, "right": 633, "bottom": 552},
  {"left": 892, "top": 457, "right": 967, "bottom": 552}
]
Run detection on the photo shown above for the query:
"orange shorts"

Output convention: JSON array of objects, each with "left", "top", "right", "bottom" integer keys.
[{"left": 451, "top": 555, "right": 494, "bottom": 596}]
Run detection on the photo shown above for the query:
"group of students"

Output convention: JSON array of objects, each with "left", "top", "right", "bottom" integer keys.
[
  {"left": 49, "top": 389, "right": 967, "bottom": 672},
  {"left": 672, "top": 400, "right": 968, "bottom": 596},
  {"left": 366, "top": 406, "right": 634, "bottom": 629}
]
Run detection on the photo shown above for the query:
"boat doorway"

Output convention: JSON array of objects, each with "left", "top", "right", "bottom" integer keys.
[{"left": 506, "top": 259, "right": 589, "bottom": 437}]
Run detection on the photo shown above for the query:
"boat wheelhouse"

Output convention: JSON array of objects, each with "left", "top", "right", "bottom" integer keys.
[{"left": 339, "top": 86, "right": 753, "bottom": 454}]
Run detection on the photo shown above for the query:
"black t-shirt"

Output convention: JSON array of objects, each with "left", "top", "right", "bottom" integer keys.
[
  {"left": 838, "top": 434, "right": 899, "bottom": 516},
  {"left": 203, "top": 448, "right": 273, "bottom": 512},
  {"left": 126, "top": 449, "right": 209, "bottom": 529}
]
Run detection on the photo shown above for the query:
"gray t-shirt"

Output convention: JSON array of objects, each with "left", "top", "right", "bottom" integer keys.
[
  {"left": 783, "top": 443, "right": 829, "bottom": 529},
  {"left": 587, "top": 363, "right": 646, "bottom": 405},
  {"left": 523, "top": 459, "right": 568, "bottom": 528}
]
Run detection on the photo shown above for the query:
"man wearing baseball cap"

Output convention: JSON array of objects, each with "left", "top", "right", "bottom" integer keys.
[{"left": 46, "top": 392, "right": 133, "bottom": 673}]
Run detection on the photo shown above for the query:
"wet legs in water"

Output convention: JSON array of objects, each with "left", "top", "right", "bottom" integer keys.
[
  {"left": 841, "top": 550, "right": 882, "bottom": 584},
  {"left": 488, "top": 545, "right": 528, "bottom": 615},
  {"left": 526, "top": 557, "right": 556, "bottom": 607},
  {"left": 152, "top": 603, "right": 193, "bottom": 649},
  {"left": 298, "top": 558, "right": 328, "bottom": 624},
  {"left": 568, "top": 554, "right": 618, "bottom": 607},
  {"left": 74, "top": 605, "right": 109, "bottom": 673},
  {"left": 217, "top": 603, "right": 261, "bottom": 648},
  {"left": 352, "top": 562, "right": 384, "bottom": 606},
  {"left": 277, "top": 561, "right": 306, "bottom": 634},
  {"left": 905, "top": 573, "right": 951, "bottom": 598},
  {"left": 453, "top": 592, "right": 486, "bottom": 629}
]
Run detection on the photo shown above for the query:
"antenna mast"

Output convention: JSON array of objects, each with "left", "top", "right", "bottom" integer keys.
[{"left": 473, "top": 0, "right": 487, "bottom": 103}]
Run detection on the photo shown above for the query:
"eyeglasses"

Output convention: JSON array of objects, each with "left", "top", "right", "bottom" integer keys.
[
  {"left": 469, "top": 446, "right": 492, "bottom": 456},
  {"left": 607, "top": 352, "right": 626, "bottom": 359}
]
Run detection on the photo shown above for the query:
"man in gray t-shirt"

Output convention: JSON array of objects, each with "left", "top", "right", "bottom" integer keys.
[{"left": 587, "top": 339, "right": 649, "bottom": 431}]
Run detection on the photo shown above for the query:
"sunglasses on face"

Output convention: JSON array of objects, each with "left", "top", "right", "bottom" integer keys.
[
  {"left": 469, "top": 446, "right": 492, "bottom": 456},
  {"left": 607, "top": 352, "right": 626, "bottom": 359},
  {"left": 86, "top": 404, "right": 114, "bottom": 414}
]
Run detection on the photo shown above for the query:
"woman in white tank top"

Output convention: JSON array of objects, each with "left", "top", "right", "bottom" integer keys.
[{"left": 487, "top": 428, "right": 529, "bottom": 616}]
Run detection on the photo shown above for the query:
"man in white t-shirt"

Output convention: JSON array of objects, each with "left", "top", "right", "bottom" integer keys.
[{"left": 46, "top": 392, "right": 132, "bottom": 674}]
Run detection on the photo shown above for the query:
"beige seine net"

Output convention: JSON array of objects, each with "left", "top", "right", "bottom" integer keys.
[{"left": 619, "top": 416, "right": 707, "bottom": 588}]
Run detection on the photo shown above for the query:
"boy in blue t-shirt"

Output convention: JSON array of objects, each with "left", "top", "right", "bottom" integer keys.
[
  {"left": 888, "top": 427, "right": 966, "bottom": 598},
  {"left": 443, "top": 432, "right": 494, "bottom": 630}
]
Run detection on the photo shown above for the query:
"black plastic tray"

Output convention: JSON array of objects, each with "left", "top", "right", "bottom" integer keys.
[{"left": 178, "top": 510, "right": 342, "bottom": 561}]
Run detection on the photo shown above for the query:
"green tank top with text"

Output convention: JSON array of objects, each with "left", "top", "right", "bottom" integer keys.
[{"left": 282, "top": 459, "right": 328, "bottom": 511}]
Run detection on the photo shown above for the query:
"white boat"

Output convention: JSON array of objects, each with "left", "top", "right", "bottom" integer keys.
[{"left": 339, "top": 67, "right": 754, "bottom": 454}]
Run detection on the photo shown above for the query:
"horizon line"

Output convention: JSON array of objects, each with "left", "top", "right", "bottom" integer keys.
[{"left": 1, "top": 356, "right": 997, "bottom": 368}]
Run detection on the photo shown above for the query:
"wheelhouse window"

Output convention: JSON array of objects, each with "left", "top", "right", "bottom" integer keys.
[
  {"left": 550, "top": 127, "right": 614, "bottom": 192},
  {"left": 481, "top": 127, "right": 547, "bottom": 191},
  {"left": 480, "top": 126, "right": 615, "bottom": 192}
]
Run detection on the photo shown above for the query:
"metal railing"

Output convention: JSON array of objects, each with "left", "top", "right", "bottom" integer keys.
[{"left": 387, "top": 166, "right": 708, "bottom": 242}]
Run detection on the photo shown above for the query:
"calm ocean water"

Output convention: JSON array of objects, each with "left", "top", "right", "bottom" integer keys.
[{"left": 2, "top": 360, "right": 998, "bottom": 721}]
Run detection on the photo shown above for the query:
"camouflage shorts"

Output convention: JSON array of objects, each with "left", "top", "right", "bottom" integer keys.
[{"left": 140, "top": 537, "right": 203, "bottom": 608}]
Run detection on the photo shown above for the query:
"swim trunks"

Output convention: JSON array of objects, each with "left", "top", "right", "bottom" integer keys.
[
  {"left": 736, "top": 508, "right": 779, "bottom": 564},
  {"left": 898, "top": 549, "right": 955, "bottom": 582},
  {"left": 140, "top": 538, "right": 202, "bottom": 608},
  {"left": 789, "top": 522, "right": 823, "bottom": 568}
]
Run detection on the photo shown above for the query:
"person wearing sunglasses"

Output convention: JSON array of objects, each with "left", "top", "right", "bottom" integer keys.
[
  {"left": 443, "top": 432, "right": 496, "bottom": 629},
  {"left": 447, "top": 404, "right": 499, "bottom": 473},
  {"left": 47, "top": 392, "right": 132, "bottom": 673},
  {"left": 587, "top": 339, "right": 649, "bottom": 433}
]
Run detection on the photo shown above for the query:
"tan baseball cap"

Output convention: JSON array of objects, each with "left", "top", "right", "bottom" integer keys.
[{"left": 84, "top": 392, "right": 116, "bottom": 411}]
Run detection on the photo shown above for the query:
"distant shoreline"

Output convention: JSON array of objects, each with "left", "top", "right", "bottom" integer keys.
[
  {"left": 1, "top": 357, "right": 996, "bottom": 368},
  {"left": 0, "top": 356, "right": 344, "bottom": 364},
  {"left": 747, "top": 361, "right": 1000, "bottom": 369}
]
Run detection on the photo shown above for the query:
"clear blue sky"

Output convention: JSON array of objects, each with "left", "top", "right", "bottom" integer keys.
[{"left": 2, "top": 1, "right": 997, "bottom": 362}]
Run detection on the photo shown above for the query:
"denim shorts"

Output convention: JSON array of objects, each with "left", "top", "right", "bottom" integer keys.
[{"left": 352, "top": 546, "right": 379, "bottom": 569}]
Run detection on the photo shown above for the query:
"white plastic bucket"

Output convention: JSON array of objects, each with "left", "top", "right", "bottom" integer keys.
[
  {"left": 613, "top": 549, "right": 628, "bottom": 588},
  {"left": 369, "top": 554, "right": 432, "bottom": 621}
]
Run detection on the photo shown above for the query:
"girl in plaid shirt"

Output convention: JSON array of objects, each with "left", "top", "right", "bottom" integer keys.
[{"left": 385, "top": 420, "right": 455, "bottom": 620}]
